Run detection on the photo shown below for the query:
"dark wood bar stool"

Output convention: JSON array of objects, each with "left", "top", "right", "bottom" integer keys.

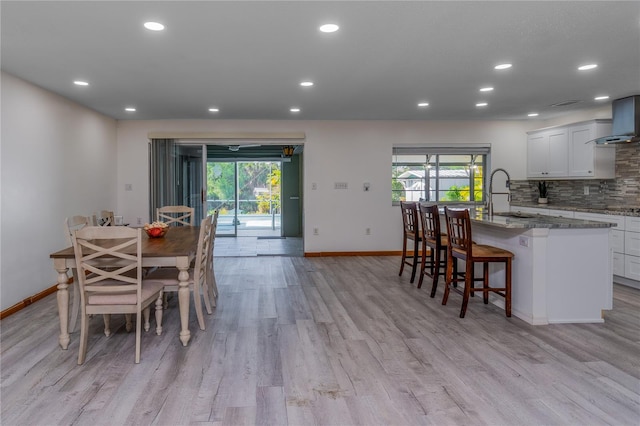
[
  {"left": 399, "top": 201, "right": 423, "bottom": 283},
  {"left": 442, "top": 207, "right": 514, "bottom": 318},
  {"left": 417, "top": 204, "right": 463, "bottom": 297}
]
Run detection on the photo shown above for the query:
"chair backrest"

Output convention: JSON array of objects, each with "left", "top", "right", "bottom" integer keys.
[
  {"left": 207, "top": 211, "right": 218, "bottom": 273},
  {"left": 64, "top": 215, "right": 91, "bottom": 246},
  {"left": 93, "top": 210, "right": 115, "bottom": 226},
  {"left": 156, "top": 205, "right": 194, "bottom": 226},
  {"left": 194, "top": 215, "right": 213, "bottom": 287},
  {"left": 400, "top": 201, "right": 420, "bottom": 239},
  {"left": 211, "top": 209, "right": 219, "bottom": 234},
  {"left": 72, "top": 226, "right": 143, "bottom": 308},
  {"left": 419, "top": 204, "right": 442, "bottom": 244},
  {"left": 444, "top": 207, "right": 473, "bottom": 258}
]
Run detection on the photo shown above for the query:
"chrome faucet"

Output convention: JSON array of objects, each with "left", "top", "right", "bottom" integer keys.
[{"left": 488, "top": 168, "right": 511, "bottom": 217}]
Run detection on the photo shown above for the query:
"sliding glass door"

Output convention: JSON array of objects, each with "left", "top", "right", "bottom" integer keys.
[
  {"left": 152, "top": 141, "right": 292, "bottom": 238},
  {"left": 207, "top": 160, "right": 281, "bottom": 237},
  {"left": 207, "top": 161, "right": 237, "bottom": 236}
]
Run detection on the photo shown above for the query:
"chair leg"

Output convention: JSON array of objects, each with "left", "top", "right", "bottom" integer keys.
[
  {"left": 442, "top": 255, "right": 453, "bottom": 306},
  {"left": 143, "top": 307, "right": 151, "bottom": 332},
  {"left": 125, "top": 314, "right": 133, "bottom": 332},
  {"left": 69, "top": 272, "right": 80, "bottom": 333},
  {"left": 430, "top": 248, "right": 441, "bottom": 298},
  {"left": 210, "top": 273, "right": 219, "bottom": 300},
  {"left": 134, "top": 312, "right": 142, "bottom": 364},
  {"left": 399, "top": 236, "right": 407, "bottom": 277},
  {"left": 483, "top": 262, "right": 490, "bottom": 304},
  {"left": 194, "top": 283, "right": 206, "bottom": 331},
  {"left": 155, "top": 293, "right": 164, "bottom": 335},
  {"left": 505, "top": 260, "right": 512, "bottom": 317},
  {"left": 410, "top": 239, "right": 419, "bottom": 283},
  {"left": 78, "top": 313, "right": 90, "bottom": 365},
  {"left": 202, "top": 280, "right": 213, "bottom": 314},
  {"left": 460, "top": 262, "right": 473, "bottom": 318},
  {"left": 103, "top": 314, "right": 111, "bottom": 337},
  {"left": 417, "top": 244, "right": 429, "bottom": 289}
]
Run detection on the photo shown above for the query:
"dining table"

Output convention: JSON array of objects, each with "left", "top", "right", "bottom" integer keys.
[{"left": 49, "top": 226, "right": 200, "bottom": 349}]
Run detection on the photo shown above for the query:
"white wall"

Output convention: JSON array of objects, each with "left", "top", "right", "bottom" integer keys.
[
  {"left": 116, "top": 119, "right": 532, "bottom": 254},
  {"left": 0, "top": 72, "right": 117, "bottom": 310}
]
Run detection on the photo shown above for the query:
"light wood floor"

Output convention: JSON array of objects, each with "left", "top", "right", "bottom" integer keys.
[{"left": 1, "top": 256, "right": 639, "bottom": 425}]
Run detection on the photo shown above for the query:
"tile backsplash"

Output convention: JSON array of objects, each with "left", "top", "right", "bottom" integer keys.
[{"left": 510, "top": 143, "right": 640, "bottom": 207}]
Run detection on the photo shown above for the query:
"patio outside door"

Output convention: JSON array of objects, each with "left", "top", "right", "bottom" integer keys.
[{"left": 207, "top": 160, "right": 282, "bottom": 237}]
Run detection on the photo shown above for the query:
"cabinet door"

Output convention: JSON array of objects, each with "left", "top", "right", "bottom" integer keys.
[
  {"left": 569, "top": 124, "right": 594, "bottom": 177},
  {"left": 569, "top": 121, "right": 615, "bottom": 178},
  {"left": 546, "top": 128, "right": 569, "bottom": 177},
  {"left": 527, "top": 132, "right": 548, "bottom": 177}
]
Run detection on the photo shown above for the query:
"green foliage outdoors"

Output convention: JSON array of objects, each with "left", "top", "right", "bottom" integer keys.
[{"left": 207, "top": 162, "right": 281, "bottom": 215}]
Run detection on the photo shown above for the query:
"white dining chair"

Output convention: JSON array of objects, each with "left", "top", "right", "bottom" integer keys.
[
  {"left": 72, "top": 226, "right": 165, "bottom": 364},
  {"left": 145, "top": 215, "right": 213, "bottom": 330},
  {"left": 156, "top": 205, "right": 194, "bottom": 226},
  {"left": 63, "top": 215, "right": 93, "bottom": 333},
  {"left": 205, "top": 210, "right": 220, "bottom": 307}
]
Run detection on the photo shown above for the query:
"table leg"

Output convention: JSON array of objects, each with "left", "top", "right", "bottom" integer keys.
[
  {"left": 54, "top": 259, "right": 70, "bottom": 350},
  {"left": 177, "top": 257, "right": 191, "bottom": 346}
]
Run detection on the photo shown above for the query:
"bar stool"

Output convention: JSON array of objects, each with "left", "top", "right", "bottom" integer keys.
[
  {"left": 399, "top": 201, "right": 423, "bottom": 283},
  {"left": 442, "top": 207, "right": 514, "bottom": 318},
  {"left": 417, "top": 204, "right": 463, "bottom": 297}
]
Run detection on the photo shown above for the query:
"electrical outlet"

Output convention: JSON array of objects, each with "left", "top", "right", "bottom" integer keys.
[
  {"left": 584, "top": 186, "right": 589, "bottom": 195},
  {"left": 312, "top": 182, "right": 317, "bottom": 190},
  {"left": 125, "top": 183, "right": 133, "bottom": 191},
  {"left": 137, "top": 217, "right": 142, "bottom": 226},
  {"left": 313, "top": 228, "right": 319, "bottom": 235},
  {"left": 363, "top": 182, "right": 370, "bottom": 192},
  {"left": 366, "top": 227, "right": 371, "bottom": 235},
  {"left": 519, "top": 236, "right": 529, "bottom": 247}
]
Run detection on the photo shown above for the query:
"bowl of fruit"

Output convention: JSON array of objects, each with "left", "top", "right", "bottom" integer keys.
[{"left": 144, "top": 221, "right": 169, "bottom": 238}]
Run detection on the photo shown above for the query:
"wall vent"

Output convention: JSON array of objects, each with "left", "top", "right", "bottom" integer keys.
[{"left": 550, "top": 100, "right": 581, "bottom": 107}]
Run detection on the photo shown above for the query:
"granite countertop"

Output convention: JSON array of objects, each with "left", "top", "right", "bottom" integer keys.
[
  {"left": 464, "top": 207, "right": 616, "bottom": 229},
  {"left": 510, "top": 203, "right": 640, "bottom": 217}
]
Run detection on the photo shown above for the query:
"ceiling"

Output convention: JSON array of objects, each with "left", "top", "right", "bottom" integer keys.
[{"left": 2, "top": 1, "right": 639, "bottom": 121}]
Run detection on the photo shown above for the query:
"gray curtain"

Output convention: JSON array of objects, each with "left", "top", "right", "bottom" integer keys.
[{"left": 149, "top": 139, "right": 177, "bottom": 221}]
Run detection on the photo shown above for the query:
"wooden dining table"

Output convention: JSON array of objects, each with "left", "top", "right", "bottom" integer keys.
[{"left": 49, "top": 226, "right": 200, "bottom": 350}]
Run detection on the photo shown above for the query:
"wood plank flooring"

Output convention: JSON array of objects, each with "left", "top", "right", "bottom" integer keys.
[{"left": 1, "top": 256, "right": 639, "bottom": 425}]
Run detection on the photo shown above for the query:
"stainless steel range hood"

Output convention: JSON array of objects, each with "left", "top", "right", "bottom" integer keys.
[{"left": 594, "top": 95, "right": 640, "bottom": 144}]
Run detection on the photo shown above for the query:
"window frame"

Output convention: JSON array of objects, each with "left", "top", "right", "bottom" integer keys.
[{"left": 392, "top": 145, "right": 491, "bottom": 206}]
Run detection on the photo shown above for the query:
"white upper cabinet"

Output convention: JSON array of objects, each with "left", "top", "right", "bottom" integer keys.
[
  {"left": 568, "top": 120, "right": 615, "bottom": 178},
  {"left": 527, "top": 119, "right": 615, "bottom": 179},
  {"left": 527, "top": 127, "right": 569, "bottom": 178}
]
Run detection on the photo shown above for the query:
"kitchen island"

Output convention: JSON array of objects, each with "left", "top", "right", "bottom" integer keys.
[{"left": 459, "top": 208, "right": 616, "bottom": 325}]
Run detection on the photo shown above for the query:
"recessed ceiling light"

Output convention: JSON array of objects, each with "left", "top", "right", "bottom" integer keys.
[
  {"left": 494, "top": 63, "right": 512, "bottom": 70},
  {"left": 476, "top": 102, "right": 488, "bottom": 107},
  {"left": 594, "top": 95, "right": 609, "bottom": 101},
  {"left": 300, "top": 81, "right": 314, "bottom": 87},
  {"left": 319, "top": 23, "right": 339, "bottom": 33},
  {"left": 528, "top": 113, "right": 539, "bottom": 117},
  {"left": 125, "top": 107, "right": 136, "bottom": 112},
  {"left": 208, "top": 108, "right": 219, "bottom": 112},
  {"left": 73, "top": 80, "right": 89, "bottom": 86},
  {"left": 417, "top": 102, "right": 429, "bottom": 107},
  {"left": 479, "top": 87, "right": 494, "bottom": 92},
  {"left": 290, "top": 107, "right": 301, "bottom": 113},
  {"left": 578, "top": 63, "right": 598, "bottom": 71},
  {"left": 144, "top": 22, "right": 165, "bottom": 31}
]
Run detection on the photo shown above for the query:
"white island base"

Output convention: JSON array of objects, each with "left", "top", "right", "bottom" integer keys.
[{"left": 471, "top": 224, "right": 612, "bottom": 325}]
